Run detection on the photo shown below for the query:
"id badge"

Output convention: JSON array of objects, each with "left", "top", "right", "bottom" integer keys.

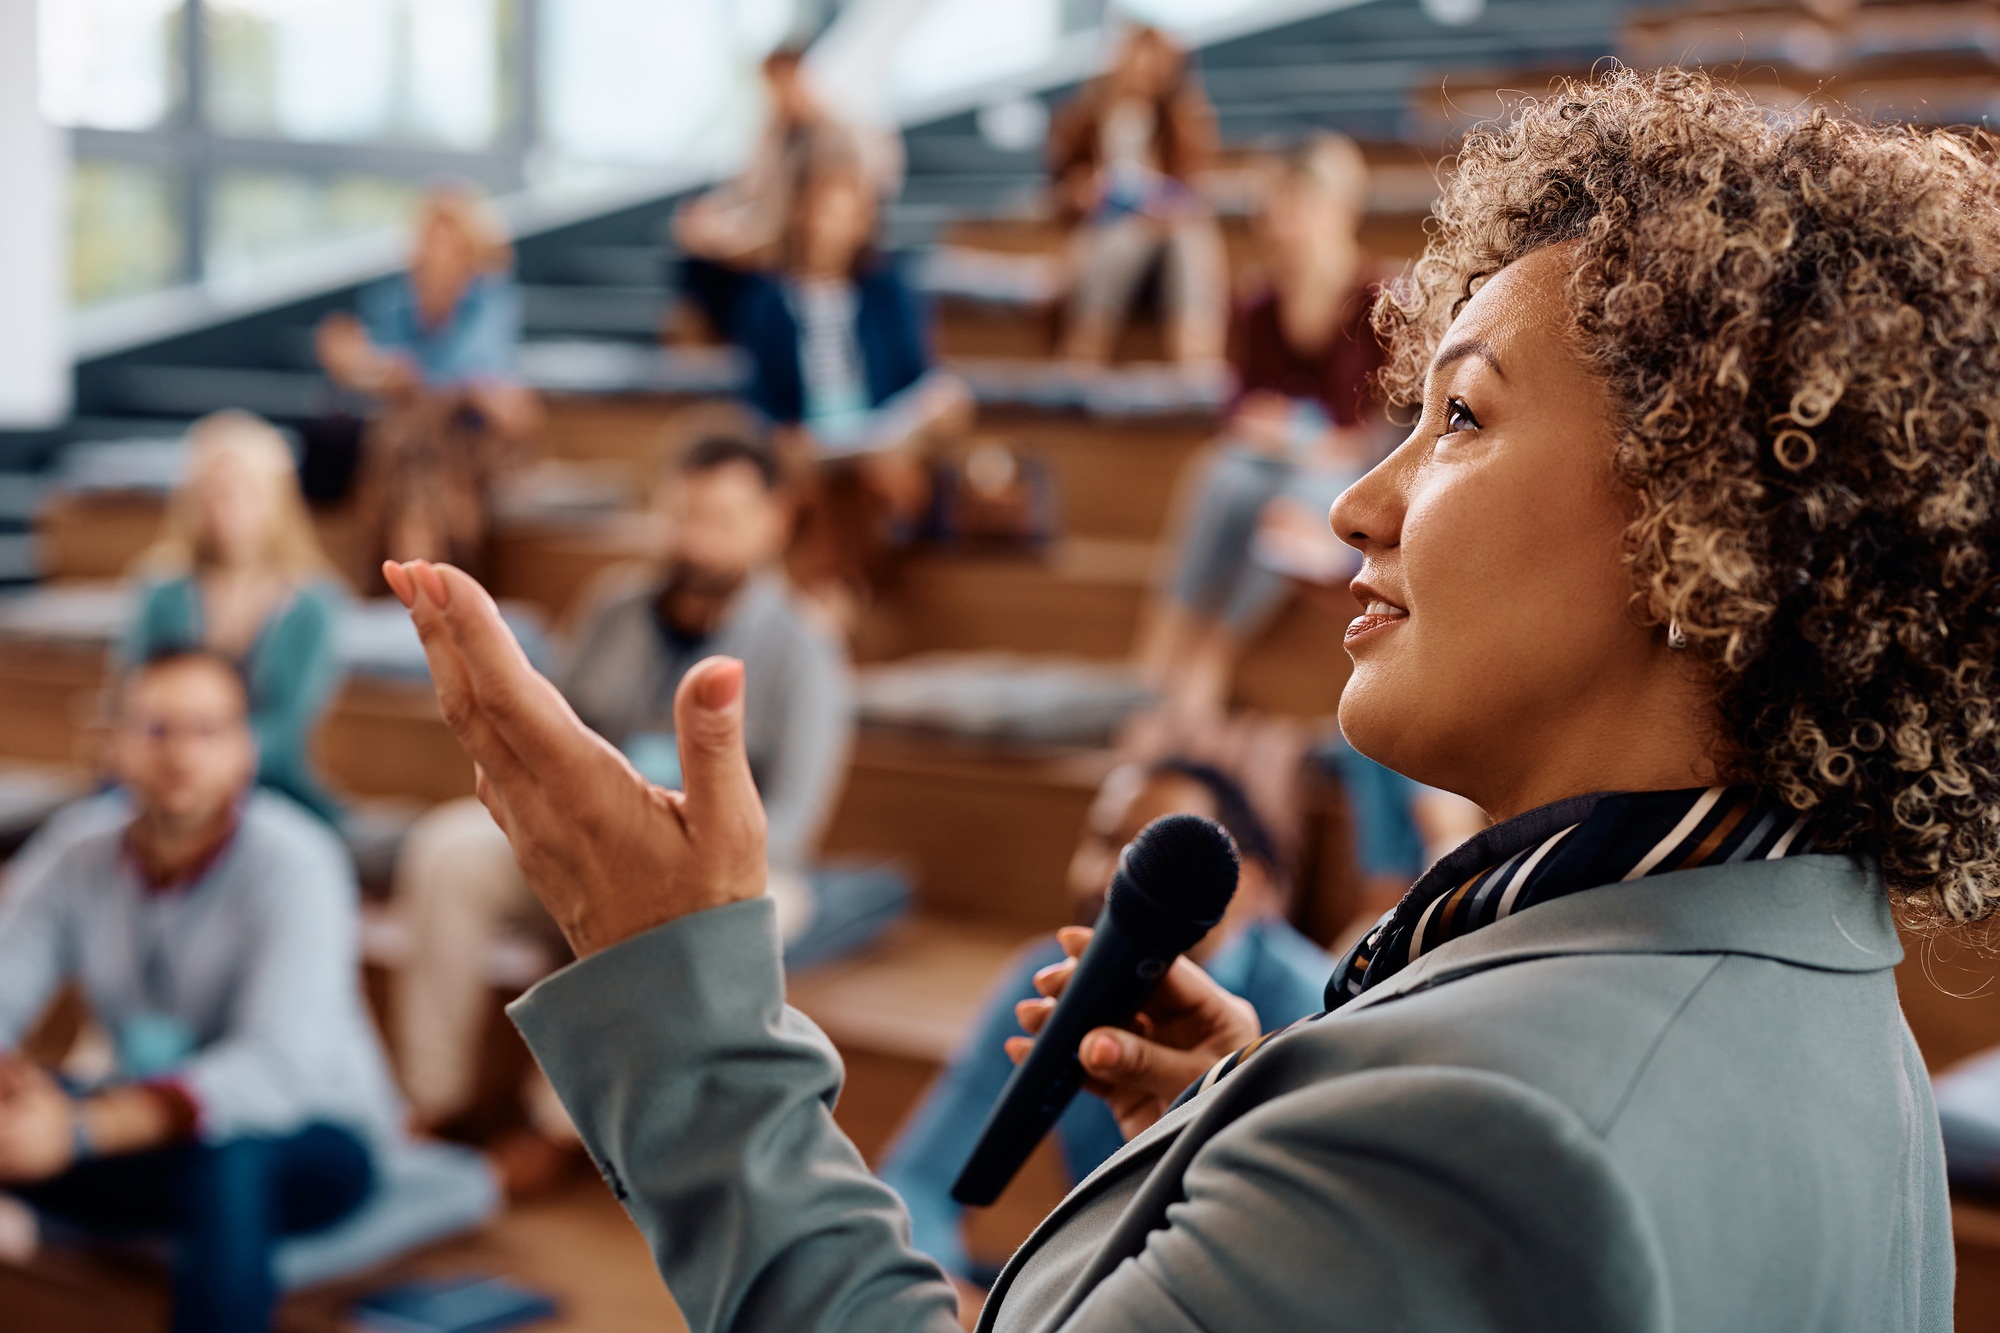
[
  {"left": 117, "top": 1011, "right": 196, "bottom": 1081},
  {"left": 621, "top": 732, "right": 682, "bottom": 790}
]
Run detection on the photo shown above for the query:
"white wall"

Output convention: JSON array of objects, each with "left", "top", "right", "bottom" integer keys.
[{"left": 0, "top": 0, "right": 70, "bottom": 427}]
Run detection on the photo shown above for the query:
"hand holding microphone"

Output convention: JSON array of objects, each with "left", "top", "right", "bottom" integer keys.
[
  {"left": 951, "top": 815, "right": 1255, "bottom": 1205},
  {"left": 1009, "top": 925, "right": 1261, "bottom": 1142}
]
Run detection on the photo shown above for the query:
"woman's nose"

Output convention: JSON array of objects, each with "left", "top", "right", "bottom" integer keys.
[{"left": 1331, "top": 451, "right": 1406, "bottom": 554}]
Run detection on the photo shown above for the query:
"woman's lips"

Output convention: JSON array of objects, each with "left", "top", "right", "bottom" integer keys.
[{"left": 1344, "top": 599, "right": 1409, "bottom": 644}]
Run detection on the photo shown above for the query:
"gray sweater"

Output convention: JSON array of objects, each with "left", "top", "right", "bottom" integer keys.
[
  {"left": 0, "top": 791, "right": 404, "bottom": 1153},
  {"left": 560, "top": 569, "right": 854, "bottom": 872}
]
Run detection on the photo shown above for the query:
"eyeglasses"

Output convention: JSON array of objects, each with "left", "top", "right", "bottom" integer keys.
[{"left": 123, "top": 717, "right": 246, "bottom": 745}]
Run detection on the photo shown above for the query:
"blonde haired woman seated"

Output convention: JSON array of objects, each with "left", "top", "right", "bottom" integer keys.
[{"left": 120, "top": 411, "right": 348, "bottom": 823}]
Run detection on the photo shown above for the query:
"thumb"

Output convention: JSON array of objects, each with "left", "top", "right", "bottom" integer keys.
[
  {"left": 672, "top": 657, "right": 763, "bottom": 840},
  {"left": 1079, "top": 1028, "right": 1155, "bottom": 1084}
]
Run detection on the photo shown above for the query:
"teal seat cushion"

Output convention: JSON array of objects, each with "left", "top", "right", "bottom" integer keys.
[{"left": 275, "top": 1140, "right": 499, "bottom": 1291}]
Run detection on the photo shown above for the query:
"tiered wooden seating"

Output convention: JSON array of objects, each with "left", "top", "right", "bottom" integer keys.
[
  {"left": 0, "top": 636, "right": 475, "bottom": 804},
  {"left": 969, "top": 408, "right": 1212, "bottom": 542},
  {"left": 35, "top": 491, "right": 362, "bottom": 586},
  {"left": 822, "top": 731, "right": 1116, "bottom": 932},
  {"left": 487, "top": 512, "right": 658, "bottom": 626}
]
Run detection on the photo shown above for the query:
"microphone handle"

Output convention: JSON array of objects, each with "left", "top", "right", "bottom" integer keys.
[{"left": 950, "top": 906, "right": 1182, "bottom": 1207}]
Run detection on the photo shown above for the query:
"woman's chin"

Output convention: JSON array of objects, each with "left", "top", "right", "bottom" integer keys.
[{"left": 1335, "top": 674, "right": 1410, "bottom": 769}]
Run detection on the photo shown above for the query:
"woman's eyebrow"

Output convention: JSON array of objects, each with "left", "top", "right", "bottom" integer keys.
[{"left": 1430, "top": 337, "right": 1507, "bottom": 381}]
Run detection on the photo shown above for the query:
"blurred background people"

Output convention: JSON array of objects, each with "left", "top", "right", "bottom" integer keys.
[
  {"left": 737, "top": 162, "right": 971, "bottom": 605},
  {"left": 1136, "top": 134, "right": 1387, "bottom": 724},
  {"left": 877, "top": 758, "right": 1329, "bottom": 1309},
  {"left": 673, "top": 45, "right": 905, "bottom": 345},
  {"left": 316, "top": 186, "right": 540, "bottom": 585},
  {"left": 120, "top": 411, "right": 348, "bottom": 826},
  {"left": 1048, "top": 25, "right": 1225, "bottom": 367},
  {"left": 389, "top": 434, "right": 875, "bottom": 1192},
  {"left": 0, "top": 650, "right": 402, "bottom": 1333}
]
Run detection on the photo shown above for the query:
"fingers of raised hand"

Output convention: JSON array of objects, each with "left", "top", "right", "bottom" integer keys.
[
  {"left": 389, "top": 562, "right": 525, "bottom": 785},
  {"left": 399, "top": 562, "right": 583, "bottom": 767}
]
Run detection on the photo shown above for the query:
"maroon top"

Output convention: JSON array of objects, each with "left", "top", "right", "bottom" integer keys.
[{"left": 1227, "top": 276, "right": 1385, "bottom": 428}]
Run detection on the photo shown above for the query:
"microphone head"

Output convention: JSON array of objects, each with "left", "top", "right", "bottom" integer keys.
[{"left": 1107, "top": 813, "right": 1240, "bottom": 952}]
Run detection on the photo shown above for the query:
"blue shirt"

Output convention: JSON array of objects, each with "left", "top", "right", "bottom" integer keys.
[
  {"left": 877, "top": 915, "right": 1332, "bottom": 1279},
  {"left": 358, "top": 272, "right": 521, "bottom": 387}
]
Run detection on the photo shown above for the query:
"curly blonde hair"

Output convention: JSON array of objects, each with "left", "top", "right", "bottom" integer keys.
[{"left": 1376, "top": 68, "right": 2000, "bottom": 921}]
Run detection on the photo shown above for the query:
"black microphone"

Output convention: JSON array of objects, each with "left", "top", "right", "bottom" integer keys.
[{"left": 950, "top": 813, "right": 1239, "bottom": 1206}]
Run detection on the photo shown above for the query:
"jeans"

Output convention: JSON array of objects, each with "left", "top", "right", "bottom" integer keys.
[
  {"left": 1169, "top": 448, "right": 1293, "bottom": 631},
  {"left": 17, "top": 1121, "right": 374, "bottom": 1333}
]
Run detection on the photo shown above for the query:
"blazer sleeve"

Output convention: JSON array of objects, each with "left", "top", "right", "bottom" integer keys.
[
  {"left": 1041, "top": 1065, "right": 1671, "bottom": 1333},
  {"left": 509, "top": 898, "right": 962, "bottom": 1333},
  {"left": 510, "top": 905, "right": 1669, "bottom": 1333}
]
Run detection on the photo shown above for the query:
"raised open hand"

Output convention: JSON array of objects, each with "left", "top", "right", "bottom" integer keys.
[
  {"left": 1006, "top": 925, "right": 1261, "bottom": 1141},
  {"left": 384, "top": 560, "right": 768, "bottom": 957}
]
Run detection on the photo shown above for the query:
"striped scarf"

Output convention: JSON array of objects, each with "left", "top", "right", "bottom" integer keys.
[
  {"left": 1180, "top": 786, "right": 1813, "bottom": 1109},
  {"left": 1324, "top": 784, "right": 1811, "bottom": 1011}
]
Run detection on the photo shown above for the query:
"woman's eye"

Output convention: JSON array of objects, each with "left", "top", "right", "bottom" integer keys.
[{"left": 1443, "top": 397, "right": 1480, "bottom": 434}]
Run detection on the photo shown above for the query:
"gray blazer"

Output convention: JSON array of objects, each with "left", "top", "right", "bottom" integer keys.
[{"left": 510, "top": 854, "right": 1952, "bottom": 1331}]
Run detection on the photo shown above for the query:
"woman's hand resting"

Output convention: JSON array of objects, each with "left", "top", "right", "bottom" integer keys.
[
  {"left": 1006, "top": 926, "right": 1262, "bottom": 1141},
  {"left": 382, "top": 560, "right": 769, "bottom": 957}
]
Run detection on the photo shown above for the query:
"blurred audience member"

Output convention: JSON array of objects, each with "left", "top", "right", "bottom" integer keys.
[
  {"left": 317, "top": 186, "right": 540, "bottom": 584},
  {"left": 120, "top": 411, "right": 347, "bottom": 825},
  {"left": 878, "top": 759, "right": 1328, "bottom": 1306},
  {"left": 674, "top": 46, "right": 905, "bottom": 343},
  {"left": 1048, "top": 25, "right": 1225, "bottom": 366},
  {"left": 1137, "top": 135, "right": 1387, "bottom": 721},
  {"left": 0, "top": 650, "right": 402, "bottom": 1333},
  {"left": 737, "top": 163, "right": 970, "bottom": 602},
  {"left": 391, "top": 435, "right": 872, "bottom": 1193}
]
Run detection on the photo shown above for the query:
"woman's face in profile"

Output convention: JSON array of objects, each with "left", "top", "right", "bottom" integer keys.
[{"left": 1332, "top": 245, "right": 1697, "bottom": 816}]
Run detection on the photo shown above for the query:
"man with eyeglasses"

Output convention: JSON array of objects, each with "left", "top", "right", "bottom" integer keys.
[{"left": 0, "top": 648, "right": 402, "bottom": 1333}]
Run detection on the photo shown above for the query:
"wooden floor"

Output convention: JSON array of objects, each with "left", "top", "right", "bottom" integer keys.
[{"left": 0, "top": 1174, "right": 685, "bottom": 1333}]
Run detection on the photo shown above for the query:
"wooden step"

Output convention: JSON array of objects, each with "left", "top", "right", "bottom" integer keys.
[
  {"left": 1954, "top": 1200, "right": 2000, "bottom": 1331},
  {"left": 857, "top": 541, "right": 1156, "bottom": 664},
  {"left": 857, "top": 541, "right": 1354, "bottom": 719},
  {"left": 0, "top": 638, "right": 478, "bottom": 805},
  {"left": 823, "top": 730, "right": 1116, "bottom": 932},
  {"left": 974, "top": 408, "right": 1212, "bottom": 543},
  {"left": 487, "top": 513, "right": 657, "bottom": 626}
]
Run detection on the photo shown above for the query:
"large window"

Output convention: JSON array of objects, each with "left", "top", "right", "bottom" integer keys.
[
  {"left": 47, "top": 0, "right": 812, "bottom": 308},
  {"left": 40, "top": 0, "right": 185, "bottom": 131},
  {"left": 205, "top": 0, "right": 504, "bottom": 148},
  {"left": 538, "top": 0, "right": 797, "bottom": 170}
]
